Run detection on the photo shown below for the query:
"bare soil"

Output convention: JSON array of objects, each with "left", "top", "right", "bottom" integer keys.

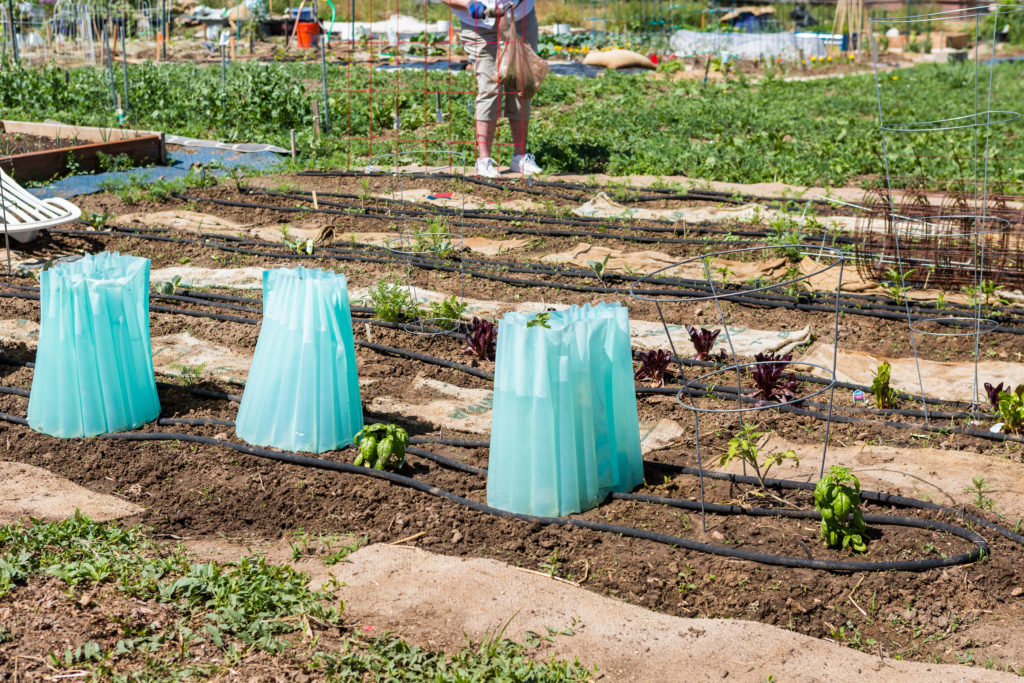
[
  {"left": 0, "top": 133, "right": 69, "bottom": 156},
  {"left": 3, "top": 173, "right": 1024, "bottom": 673}
]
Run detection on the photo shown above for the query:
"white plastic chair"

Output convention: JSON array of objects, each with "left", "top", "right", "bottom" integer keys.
[{"left": 0, "top": 167, "right": 82, "bottom": 244}]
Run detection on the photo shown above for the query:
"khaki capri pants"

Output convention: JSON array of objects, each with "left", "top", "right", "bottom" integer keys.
[{"left": 460, "top": 11, "right": 538, "bottom": 122}]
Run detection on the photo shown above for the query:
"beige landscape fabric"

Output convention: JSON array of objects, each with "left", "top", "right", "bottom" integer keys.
[
  {"left": 118, "top": 210, "right": 248, "bottom": 234},
  {"left": 583, "top": 49, "right": 656, "bottom": 69},
  {"left": 151, "top": 265, "right": 266, "bottom": 289},
  {"left": 0, "top": 461, "right": 143, "bottom": 524},
  {"left": 744, "top": 437, "right": 1024, "bottom": 521},
  {"left": 573, "top": 192, "right": 858, "bottom": 232},
  {"left": 542, "top": 242, "right": 790, "bottom": 280},
  {"left": 375, "top": 187, "right": 541, "bottom": 211},
  {"left": 801, "top": 342, "right": 1024, "bottom": 402},
  {"left": 119, "top": 209, "right": 535, "bottom": 257},
  {"left": 278, "top": 542, "right": 1012, "bottom": 683}
]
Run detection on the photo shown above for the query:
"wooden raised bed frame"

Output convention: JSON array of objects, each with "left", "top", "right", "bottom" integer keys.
[{"left": 0, "top": 120, "right": 166, "bottom": 183}]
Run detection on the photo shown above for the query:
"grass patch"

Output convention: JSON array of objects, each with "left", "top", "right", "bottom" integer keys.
[{"left": 0, "top": 514, "right": 593, "bottom": 681}]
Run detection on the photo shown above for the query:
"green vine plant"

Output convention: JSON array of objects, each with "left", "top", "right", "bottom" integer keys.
[
  {"left": 815, "top": 466, "right": 868, "bottom": 553},
  {"left": 279, "top": 225, "right": 314, "bottom": 255},
  {"left": 870, "top": 361, "right": 899, "bottom": 409},
  {"left": 881, "top": 267, "right": 914, "bottom": 305},
  {"left": 717, "top": 424, "right": 798, "bottom": 506},
  {"left": 422, "top": 295, "right": 467, "bottom": 331},
  {"left": 363, "top": 276, "right": 419, "bottom": 323}
]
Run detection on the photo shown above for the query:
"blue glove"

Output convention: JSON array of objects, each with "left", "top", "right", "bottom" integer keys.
[{"left": 467, "top": 1, "right": 487, "bottom": 19}]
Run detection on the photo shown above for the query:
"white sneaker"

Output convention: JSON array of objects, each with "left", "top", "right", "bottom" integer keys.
[
  {"left": 475, "top": 157, "right": 499, "bottom": 179},
  {"left": 511, "top": 153, "right": 542, "bottom": 176}
]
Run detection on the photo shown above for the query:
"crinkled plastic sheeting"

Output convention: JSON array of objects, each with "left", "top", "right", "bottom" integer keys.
[
  {"left": 487, "top": 303, "right": 643, "bottom": 517},
  {"left": 669, "top": 29, "right": 827, "bottom": 60}
]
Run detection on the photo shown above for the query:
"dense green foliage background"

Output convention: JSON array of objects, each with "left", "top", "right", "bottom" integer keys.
[{"left": 2, "top": 56, "right": 1022, "bottom": 186}]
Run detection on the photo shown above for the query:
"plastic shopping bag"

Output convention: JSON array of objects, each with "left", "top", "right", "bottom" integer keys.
[{"left": 495, "top": 13, "right": 549, "bottom": 99}]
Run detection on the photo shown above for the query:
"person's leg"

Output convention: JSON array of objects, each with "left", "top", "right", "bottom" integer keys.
[
  {"left": 476, "top": 119, "right": 498, "bottom": 159},
  {"left": 507, "top": 12, "right": 540, "bottom": 168},
  {"left": 460, "top": 23, "right": 500, "bottom": 163}
]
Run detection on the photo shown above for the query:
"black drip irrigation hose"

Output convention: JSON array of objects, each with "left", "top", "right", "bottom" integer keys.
[
  {"left": 1, "top": 317, "right": 1015, "bottom": 445},
  {"left": 39, "top": 220, "right": 1024, "bottom": 326},
  {"left": 0, "top": 408, "right": 1003, "bottom": 572},
  {"left": 294, "top": 170, "right": 843, "bottom": 210},
  {"left": 53, "top": 215, "right": 1004, "bottom": 332},
  {"left": 34, "top": 213, "right": 1024, "bottom": 327},
  {"left": 243, "top": 185, "right": 783, "bottom": 241},
  {"left": 173, "top": 191, "right": 755, "bottom": 249},
  {"left": 179, "top": 236, "right": 1024, "bottom": 335}
]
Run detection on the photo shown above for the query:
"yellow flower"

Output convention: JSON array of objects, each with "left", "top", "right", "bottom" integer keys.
[
  {"left": 848, "top": 53, "right": 854, "bottom": 59},
  {"left": 554, "top": 45, "right": 561, "bottom": 51},
  {"left": 810, "top": 56, "right": 816, "bottom": 61},
  {"left": 826, "top": 55, "right": 832, "bottom": 61},
  {"left": 892, "top": 75, "right": 899, "bottom": 80}
]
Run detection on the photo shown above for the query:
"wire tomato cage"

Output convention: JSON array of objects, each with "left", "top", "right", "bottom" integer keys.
[
  {"left": 870, "top": 4, "right": 1024, "bottom": 417},
  {"left": 630, "top": 244, "right": 846, "bottom": 529}
]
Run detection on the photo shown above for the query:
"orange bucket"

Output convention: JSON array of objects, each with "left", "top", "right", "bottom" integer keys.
[{"left": 296, "top": 21, "right": 320, "bottom": 48}]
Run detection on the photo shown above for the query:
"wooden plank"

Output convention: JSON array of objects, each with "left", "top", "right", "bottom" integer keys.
[
  {"left": 1, "top": 120, "right": 160, "bottom": 144},
  {"left": 0, "top": 135, "right": 164, "bottom": 183}
]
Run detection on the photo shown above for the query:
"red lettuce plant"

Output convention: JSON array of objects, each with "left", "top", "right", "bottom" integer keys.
[
  {"left": 685, "top": 325, "right": 719, "bottom": 360},
  {"left": 985, "top": 382, "right": 1007, "bottom": 410},
  {"left": 749, "top": 352, "right": 800, "bottom": 406},
  {"left": 634, "top": 350, "right": 672, "bottom": 387},
  {"left": 464, "top": 317, "right": 497, "bottom": 361}
]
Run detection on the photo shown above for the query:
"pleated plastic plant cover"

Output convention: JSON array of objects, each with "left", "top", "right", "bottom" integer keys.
[
  {"left": 235, "top": 267, "right": 363, "bottom": 453},
  {"left": 28, "top": 252, "right": 160, "bottom": 437},
  {"left": 487, "top": 302, "right": 643, "bottom": 516}
]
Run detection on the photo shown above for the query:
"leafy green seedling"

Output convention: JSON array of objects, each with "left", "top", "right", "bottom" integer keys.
[
  {"left": 354, "top": 424, "right": 409, "bottom": 471},
  {"left": 424, "top": 295, "right": 467, "bottom": 331},
  {"left": 965, "top": 475, "right": 995, "bottom": 510},
  {"left": 527, "top": 312, "right": 551, "bottom": 329},
  {"left": 718, "top": 424, "right": 798, "bottom": 502},
  {"left": 156, "top": 274, "right": 183, "bottom": 296},
  {"left": 364, "top": 277, "right": 418, "bottom": 323},
  {"left": 588, "top": 253, "right": 611, "bottom": 282},
  {"left": 996, "top": 385, "right": 1024, "bottom": 434},
  {"left": 870, "top": 361, "right": 898, "bottom": 409},
  {"left": 815, "top": 466, "right": 868, "bottom": 553}
]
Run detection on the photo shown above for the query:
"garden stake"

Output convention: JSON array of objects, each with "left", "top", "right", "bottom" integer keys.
[
  {"left": 103, "top": 22, "right": 116, "bottom": 108},
  {"left": 161, "top": 0, "right": 167, "bottom": 60},
  {"left": 7, "top": 0, "right": 18, "bottom": 64},
  {"left": 320, "top": 36, "right": 330, "bottom": 135},
  {"left": 120, "top": 24, "right": 129, "bottom": 115}
]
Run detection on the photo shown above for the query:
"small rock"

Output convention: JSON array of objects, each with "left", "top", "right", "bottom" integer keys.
[
  {"left": 711, "top": 531, "right": 725, "bottom": 541},
  {"left": 1011, "top": 587, "right": 1023, "bottom": 597},
  {"left": 214, "top": 432, "right": 228, "bottom": 441},
  {"left": 452, "top": 530, "right": 463, "bottom": 544}
]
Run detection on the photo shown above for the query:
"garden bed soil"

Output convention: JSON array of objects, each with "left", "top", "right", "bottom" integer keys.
[
  {"left": 4, "top": 173, "right": 1024, "bottom": 672},
  {"left": 0, "top": 133, "right": 69, "bottom": 156}
]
